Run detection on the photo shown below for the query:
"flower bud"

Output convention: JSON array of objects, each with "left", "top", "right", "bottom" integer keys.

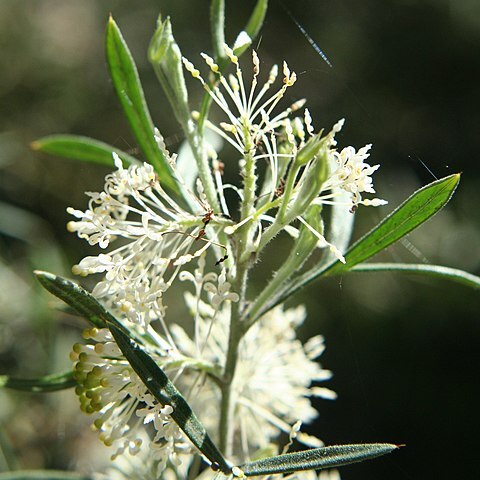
[
  {"left": 148, "top": 16, "right": 191, "bottom": 129},
  {"left": 294, "top": 133, "right": 324, "bottom": 167},
  {"left": 291, "top": 145, "right": 329, "bottom": 216}
]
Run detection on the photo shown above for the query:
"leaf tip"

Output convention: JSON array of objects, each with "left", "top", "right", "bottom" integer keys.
[
  {"left": 30, "top": 140, "right": 41, "bottom": 151},
  {"left": 107, "top": 13, "right": 118, "bottom": 31},
  {"left": 33, "top": 270, "right": 57, "bottom": 289},
  {"left": 33, "top": 269, "right": 51, "bottom": 278}
]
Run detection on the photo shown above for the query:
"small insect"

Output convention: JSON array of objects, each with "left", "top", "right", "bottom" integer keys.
[
  {"left": 215, "top": 253, "right": 228, "bottom": 266},
  {"left": 195, "top": 208, "right": 214, "bottom": 240},
  {"left": 194, "top": 210, "right": 231, "bottom": 265},
  {"left": 162, "top": 227, "right": 229, "bottom": 267},
  {"left": 202, "top": 208, "right": 214, "bottom": 226},
  {"left": 275, "top": 178, "right": 286, "bottom": 197}
]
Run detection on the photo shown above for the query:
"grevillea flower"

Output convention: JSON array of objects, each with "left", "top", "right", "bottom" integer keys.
[
  {"left": 70, "top": 326, "right": 187, "bottom": 475},
  {"left": 171, "top": 257, "right": 335, "bottom": 461},
  {"left": 67, "top": 153, "right": 230, "bottom": 329},
  {"left": 68, "top": 45, "right": 385, "bottom": 478},
  {"left": 70, "top": 259, "right": 239, "bottom": 474},
  {"left": 183, "top": 47, "right": 386, "bottom": 263},
  {"left": 70, "top": 254, "right": 334, "bottom": 472}
]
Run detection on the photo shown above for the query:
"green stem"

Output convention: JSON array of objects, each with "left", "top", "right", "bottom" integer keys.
[
  {"left": 256, "top": 211, "right": 291, "bottom": 253},
  {"left": 210, "top": 0, "right": 226, "bottom": 61},
  {"left": 257, "top": 163, "right": 301, "bottom": 251},
  {"left": 198, "top": 91, "right": 214, "bottom": 135},
  {"left": 243, "top": 259, "right": 294, "bottom": 329},
  {"left": 278, "top": 163, "right": 300, "bottom": 221},
  {"left": 186, "top": 129, "right": 220, "bottom": 212},
  {"left": 152, "top": 61, "right": 219, "bottom": 211},
  {"left": 218, "top": 263, "right": 248, "bottom": 455},
  {"left": 218, "top": 126, "right": 257, "bottom": 455},
  {"left": 237, "top": 150, "right": 258, "bottom": 264}
]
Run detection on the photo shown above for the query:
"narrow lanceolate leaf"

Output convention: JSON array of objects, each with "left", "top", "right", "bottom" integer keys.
[
  {"left": 261, "top": 174, "right": 461, "bottom": 316},
  {"left": 239, "top": 443, "right": 398, "bottom": 477},
  {"left": 107, "top": 322, "right": 232, "bottom": 474},
  {"left": 235, "top": 0, "right": 269, "bottom": 56},
  {"left": 0, "top": 471, "right": 91, "bottom": 480},
  {"left": 351, "top": 263, "right": 480, "bottom": 289},
  {"left": 328, "top": 174, "right": 461, "bottom": 275},
  {"left": 149, "top": 17, "right": 191, "bottom": 129},
  {"left": 0, "top": 371, "right": 76, "bottom": 392},
  {"left": 34, "top": 271, "right": 125, "bottom": 331},
  {"left": 106, "top": 16, "right": 178, "bottom": 193},
  {"left": 35, "top": 270, "right": 229, "bottom": 472},
  {"left": 210, "top": 0, "right": 226, "bottom": 60},
  {"left": 31, "top": 135, "right": 139, "bottom": 167}
]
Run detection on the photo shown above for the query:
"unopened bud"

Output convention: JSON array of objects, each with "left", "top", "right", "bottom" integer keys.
[
  {"left": 291, "top": 146, "right": 329, "bottom": 215},
  {"left": 295, "top": 134, "right": 324, "bottom": 166}
]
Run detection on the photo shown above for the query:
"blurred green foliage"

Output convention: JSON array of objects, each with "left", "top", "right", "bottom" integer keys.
[{"left": 0, "top": 1, "right": 478, "bottom": 478}]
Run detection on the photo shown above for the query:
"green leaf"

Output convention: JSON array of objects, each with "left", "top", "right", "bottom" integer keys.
[
  {"left": 326, "top": 174, "right": 460, "bottom": 275},
  {"left": 210, "top": 0, "right": 226, "bottom": 60},
  {"left": 148, "top": 17, "right": 191, "bottom": 130},
  {"left": 257, "top": 174, "right": 461, "bottom": 317},
  {"left": 107, "top": 322, "right": 232, "bottom": 474},
  {"left": 235, "top": 0, "right": 269, "bottom": 56},
  {"left": 33, "top": 271, "right": 230, "bottom": 474},
  {"left": 244, "top": 0, "right": 269, "bottom": 39},
  {"left": 34, "top": 271, "right": 124, "bottom": 332},
  {"left": 0, "top": 371, "right": 76, "bottom": 393},
  {"left": 197, "top": 0, "right": 268, "bottom": 130},
  {"left": 31, "top": 135, "right": 139, "bottom": 167},
  {"left": 106, "top": 16, "right": 178, "bottom": 193},
  {"left": 351, "top": 262, "right": 480, "bottom": 289},
  {"left": 245, "top": 204, "right": 324, "bottom": 326},
  {"left": 0, "top": 472, "right": 91, "bottom": 480},
  {"left": 239, "top": 443, "right": 398, "bottom": 477}
]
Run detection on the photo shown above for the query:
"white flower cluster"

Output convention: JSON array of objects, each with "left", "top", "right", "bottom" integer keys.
[
  {"left": 173, "top": 300, "right": 336, "bottom": 455},
  {"left": 71, "top": 326, "right": 188, "bottom": 475},
  {"left": 67, "top": 153, "right": 225, "bottom": 329},
  {"left": 71, "top": 255, "right": 334, "bottom": 474},
  {"left": 319, "top": 144, "right": 386, "bottom": 210},
  {"left": 177, "top": 257, "right": 335, "bottom": 457},
  {"left": 184, "top": 47, "right": 386, "bottom": 262},
  {"left": 68, "top": 47, "right": 386, "bottom": 478}
]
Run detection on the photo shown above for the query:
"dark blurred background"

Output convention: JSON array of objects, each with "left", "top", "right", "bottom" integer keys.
[{"left": 0, "top": 0, "right": 479, "bottom": 478}]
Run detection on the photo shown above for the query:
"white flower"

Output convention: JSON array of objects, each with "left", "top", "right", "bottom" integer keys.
[
  {"left": 67, "top": 153, "right": 228, "bottom": 328},
  {"left": 236, "top": 305, "right": 335, "bottom": 450},
  {"left": 70, "top": 325, "right": 190, "bottom": 472},
  {"left": 93, "top": 429, "right": 191, "bottom": 480},
  {"left": 316, "top": 143, "right": 388, "bottom": 210},
  {"left": 184, "top": 48, "right": 386, "bottom": 264},
  {"left": 172, "top": 263, "right": 335, "bottom": 461},
  {"left": 184, "top": 47, "right": 299, "bottom": 156}
]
